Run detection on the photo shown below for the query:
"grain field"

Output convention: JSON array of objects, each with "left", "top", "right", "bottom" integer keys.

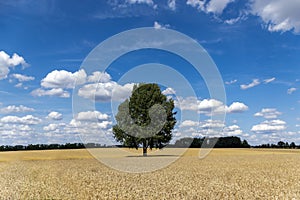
[{"left": 0, "top": 148, "right": 300, "bottom": 199}]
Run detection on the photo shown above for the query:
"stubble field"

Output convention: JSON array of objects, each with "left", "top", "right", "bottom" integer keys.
[{"left": 1, "top": 148, "right": 300, "bottom": 199}]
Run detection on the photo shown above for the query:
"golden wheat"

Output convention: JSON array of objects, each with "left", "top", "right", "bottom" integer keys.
[{"left": 0, "top": 148, "right": 300, "bottom": 199}]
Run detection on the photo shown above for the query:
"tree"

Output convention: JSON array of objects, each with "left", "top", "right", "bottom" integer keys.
[
  {"left": 290, "top": 142, "right": 296, "bottom": 149},
  {"left": 242, "top": 139, "right": 250, "bottom": 148},
  {"left": 277, "top": 141, "right": 285, "bottom": 148},
  {"left": 112, "top": 83, "right": 176, "bottom": 156}
]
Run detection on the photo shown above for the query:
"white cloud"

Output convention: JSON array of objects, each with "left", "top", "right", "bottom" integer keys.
[
  {"left": 47, "top": 111, "right": 63, "bottom": 120},
  {"left": 240, "top": 79, "right": 260, "bottom": 90},
  {"left": 78, "top": 82, "right": 134, "bottom": 102},
  {"left": 41, "top": 69, "right": 87, "bottom": 89},
  {"left": 0, "top": 105, "right": 35, "bottom": 114},
  {"left": 15, "top": 83, "right": 23, "bottom": 88},
  {"left": 199, "top": 99, "right": 224, "bottom": 112},
  {"left": 75, "top": 111, "right": 109, "bottom": 122},
  {"left": 225, "top": 79, "right": 237, "bottom": 85},
  {"left": 0, "top": 51, "right": 28, "bottom": 80},
  {"left": 67, "top": 113, "right": 113, "bottom": 135},
  {"left": 126, "top": 0, "right": 155, "bottom": 7},
  {"left": 175, "top": 97, "right": 248, "bottom": 115},
  {"left": 11, "top": 73, "right": 34, "bottom": 82},
  {"left": 31, "top": 88, "right": 70, "bottom": 98},
  {"left": 227, "top": 102, "right": 249, "bottom": 113},
  {"left": 287, "top": 87, "right": 297, "bottom": 94},
  {"left": 251, "top": 119, "right": 286, "bottom": 133},
  {"left": 162, "top": 87, "right": 176, "bottom": 95},
  {"left": 224, "top": 16, "right": 243, "bottom": 25},
  {"left": 153, "top": 21, "right": 169, "bottom": 29},
  {"left": 223, "top": 124, "right": 243, "bottom": 136},
  {"left": 87, "top": 71, "right": 111, "bottom": 83},
  {"left": 0, "top": 115, "right": 42, "bottom": 125},
  {"left": 179, "top": 120, "right": 199, "bottom": 128},
  {"left": 250, "top": 0, "right": 300, "bottom": 34},
  {"left": 206, "top": 0, "right": 234, "bottom": 14},
  {"left": 200, "top": 119, "right": 225, "bottom": 129},
  {"left": 175, "top": 96, "right": 200, "bottom": 111},
  {"left": 43, "top": 123, "right": 65, "bottom": 132},
  {"left": 254, "top": 108, "right": 282, "bottom": 119},
  {"left": 168, "top": 0, "right": 176, "bottom": 10},
  {"left": 33, "top": 70, "right": 114, "bottom": 99},
  {"left": 186, "top": 0, "right": 205, "bottom": 11},
  {"left": 186, "top": 0, "right": 233, "bottom": 15},
  {"left": 263, "top": 77, "right": 275, "bottom": 84}
]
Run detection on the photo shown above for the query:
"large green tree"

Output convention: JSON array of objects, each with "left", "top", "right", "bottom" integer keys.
[{"left": 112, "top": 83, "right": 176, "bottom": 156}]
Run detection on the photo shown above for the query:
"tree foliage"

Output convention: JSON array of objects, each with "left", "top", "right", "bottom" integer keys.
[
  {"left": 112, "top": 83, "right": 176, "bottom": 156},
  {"left": 174, "top": 136, "right": 251, "bottom": 148}
]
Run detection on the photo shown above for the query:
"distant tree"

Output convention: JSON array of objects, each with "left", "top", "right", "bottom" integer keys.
[
  {"left": 277, "top": 141, "right": 285, "bottom": 148},
  {"left": 112, "top": 83, "right": 176, "bottom": 156},
  {"left": 174, "top": 137, "right": 195, "bottom": 148},
  {"left": 285, "top": 142, "right": 289, "bottom": 148},
  {"left": 242, "top": 139, "right": 250, "bottom": 148},
  {"left": 290, "top": 142, "right": 296, "bottom": 149}
]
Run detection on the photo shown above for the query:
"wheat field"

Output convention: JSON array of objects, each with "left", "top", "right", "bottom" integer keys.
[{"left": 1, "top": 148, "right": 300, "bottom": 199}]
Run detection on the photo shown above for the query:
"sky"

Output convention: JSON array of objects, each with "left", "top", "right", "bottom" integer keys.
[{"left": 0, "top": 0, "right": 300, "bottom": 146}]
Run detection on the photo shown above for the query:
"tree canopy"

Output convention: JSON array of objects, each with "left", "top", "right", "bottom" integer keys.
[{"left": 112, "top": 83, "right": 176, "bottom": 156}]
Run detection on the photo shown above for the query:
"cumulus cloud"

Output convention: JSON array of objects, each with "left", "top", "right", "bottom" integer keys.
[
  {"left": 78, "top": 82, "right": 134, "bottom": 102},
  {"left": 41, "top": 69, "right": 87, "bottom": 89},
  {"left": 153, "top": 21, "right": 169, "bottom": 29},
  {"left": 179, "top": 120, "right": 199, "bottom": 128},
  {"left": 162, "top": 87, "right": 176, "bottom": 95},
  {"left": 200, "top": 119, "right": 225, "bottom": 129},
  {"left": 223, "top": 124, "right": 243, "bottom": 136},
  {"left": 206, "top": 0, "right": 234, "bottom": 14},
  {"left": 0, "top": 115, "right": 41, "bottom": 125},
  {"left": 75, "top": 111, "right": 109, "bottom": 122},
  {"left": 251, "top": 119, "right": 286, "bottom": 133},
  {"left": 47, "top": 111, "right": 63, "bottom": 120},
  {"left": 69, "top": 112, "right": 112, "bottom": 132},
  {"left": 43, "top": 123, "right": 66, "bottom": 133},
  {"left": 11, "top": 73, "right": 34, "bottom": 82},
  {"left": 87, "top": 71, "right": 111, "bottom": 83},
  {"left": 168, "top": 0, "right": 176, "bottom": 10},
  {"left": 0, "top": 51, "right": 28, "bottom": 80},
  {"left": 254, "top": 108, "right": 282, "bottom": 119},
  {"left": 250, "top": 0, "right": 300, "bottom": 34},
  {"left": 287, "top": 87, "right": 297, "bottom": 94},
  {"left": 43, "top": 123, "right": 65, "bottom": 132},
  {"left": 227, "top": 102, "right": 249, "bottom": 113},
  {"left": 240, "top": 79, "right": 260, "bottom": 90},
  {"left": 186, "top": 0, "right": 205, "bottom": 11},
  {"left": 0, "top": 105, "right": 35, "bottom": 114},
  {"left": 175, "top": 97, "right": 248, "bottom": 115},
  {"left": 186, "top": 0, "right": 233, "bottom": 15},
  {"left": 31, "top": 88, "right": 70, "bottom": 98},
  {"left": 33, "top": 69, "right": 133, "bottom": 101},
  {"left": 176, "top": 119, "right": 247, "bottom": 138}
]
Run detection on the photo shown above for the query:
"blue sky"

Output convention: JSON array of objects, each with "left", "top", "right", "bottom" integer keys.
[{"left": 0, "top": 0, "right": 299, "bottom": 145}]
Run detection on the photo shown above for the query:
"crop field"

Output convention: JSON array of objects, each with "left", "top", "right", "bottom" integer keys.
[{"left": 1, "top": 148, "right": 300, "bottom": 199}]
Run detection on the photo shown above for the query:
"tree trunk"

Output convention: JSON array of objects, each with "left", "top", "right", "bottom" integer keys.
[{"left": 143, "top": 140, "right": 147, "bottom": 156}]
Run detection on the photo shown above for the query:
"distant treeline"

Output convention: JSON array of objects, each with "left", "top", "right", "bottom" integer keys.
[
  {"left": 0, "top": 143, "right": 106, "bottom": 152},
  {"left": 253, "top": 141, "right": 298, "bottom": 149},
  {"left": 0, "top": 137, "right": 298, "bottom": 151},
  {"left": 172, "top": 136, "right": 250, "bottom": 148}
]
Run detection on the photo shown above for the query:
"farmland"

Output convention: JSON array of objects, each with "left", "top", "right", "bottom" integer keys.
[{"left": 1, "top": 148, "right": 300, "bottom": 199}]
